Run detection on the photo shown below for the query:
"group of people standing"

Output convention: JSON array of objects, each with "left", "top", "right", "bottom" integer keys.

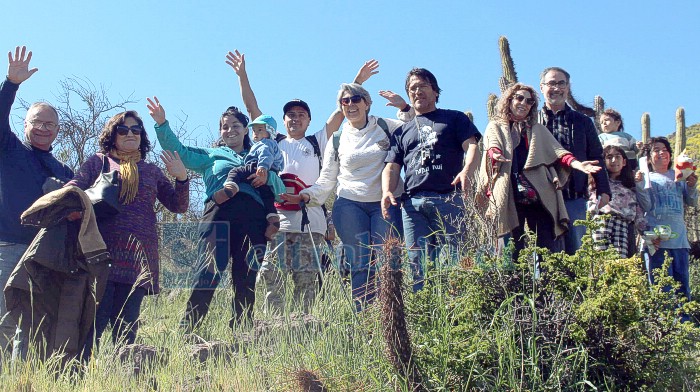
[{"left": 0, "top": 45, "right": 696, "bottom": 363}]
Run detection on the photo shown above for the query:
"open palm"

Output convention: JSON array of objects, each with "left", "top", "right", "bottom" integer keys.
[{"left": 7, "top": 46, "right": 38, "bottom": 84}]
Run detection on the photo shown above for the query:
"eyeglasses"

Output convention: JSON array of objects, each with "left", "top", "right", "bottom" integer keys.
[
  {"left": 339, "top": 95, "right": 363, "bottom": 106},
  {"left": 542, "top": 80, "right": 568, "bottom": 89},
  {"left": 408, "top": 84, "right": 432, "bottom": 93},
  {"left": 115, "top": 125, "right": 144, "bottom": 136},
  {"left": 28, "top": 120, "right": 58, "bottom": 131},
  {"left": 512, "top": 94, "right": 536, "bottom": 105}
]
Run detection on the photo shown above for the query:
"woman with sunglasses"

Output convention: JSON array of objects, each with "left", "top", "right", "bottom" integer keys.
[
  {"left": 477, "top": 83, "right": 601, "bottom": 253},
  {"left": 66, "top": 110, "right": 189, "bottom": 358},
  {"left": 281, "top": 82, "right": 409, "bottom": 310}
]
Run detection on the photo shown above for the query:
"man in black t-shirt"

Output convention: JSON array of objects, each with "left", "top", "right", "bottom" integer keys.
[{"left": 382, "top": 68, "right": 481, "bottom": 291}]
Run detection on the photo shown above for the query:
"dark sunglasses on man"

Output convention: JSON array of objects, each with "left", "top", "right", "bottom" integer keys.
[{"left": 115, "top": 125, "right": 145, "bottom": 136}]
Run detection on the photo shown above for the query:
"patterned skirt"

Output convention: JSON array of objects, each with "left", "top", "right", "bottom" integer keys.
[{"left": 592, "top": 214, "right": 630, "bottom": 258}]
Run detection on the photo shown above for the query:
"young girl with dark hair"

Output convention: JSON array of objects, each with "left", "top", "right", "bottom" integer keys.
[{"left": 589, "top": 145, "right": 648, "bottom": 257}]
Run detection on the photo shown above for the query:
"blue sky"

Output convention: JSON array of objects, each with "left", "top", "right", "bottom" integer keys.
[{"left": 2, "top": 1, "right": 698, "bottom": 146}]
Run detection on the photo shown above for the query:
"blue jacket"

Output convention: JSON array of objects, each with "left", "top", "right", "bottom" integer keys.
[
  {"left": 539, "top": 104, "right": 611, "bottom": 198},
  {"left": 0, "top": 79, "right": 73, "bottom": 244},
  {"left": 245, "top": 137, "right": 284, "bottom": 172}
]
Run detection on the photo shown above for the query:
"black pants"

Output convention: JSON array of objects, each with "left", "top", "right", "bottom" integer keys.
[
  {"left": 182, "top": 193, "right": 266, "bottom": 329},
  {"left": 227, "top": 163, "right": 277, "bottom": 218},
  {"left": 512, "top": 201, "right": 561, "bottom": 254}
]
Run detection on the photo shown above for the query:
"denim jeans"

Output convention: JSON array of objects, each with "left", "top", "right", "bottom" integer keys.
[
  {"left": 563, "top": 197, "right": 587, "bottom": 255},
  {"left": 0, "top": 242, "right": 28, "bottom": 355},
  {"left": 402, "top": 192, "right": 463, "bottom": 291},
  {"left": 646, "top": 248, "right": 690, "bottom": 300},
  {"left": 82, "top": 281, "right": 146, "bottom": 360},
  {"left": 333, "top": 197, "right": 401, "bottom": 311}
]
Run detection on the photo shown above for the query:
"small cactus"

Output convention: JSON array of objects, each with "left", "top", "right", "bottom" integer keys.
[
  {"left": 499, "top": 36, "right": 518, "bottom": 91},
  {"left": 379, "top": 238, "right": 425, "bottom": 392},
  {"left": 593, "top": 95, "right": 605, "bottom": 133},
  {"left": 293, "top": 369, "right": 327, "bottom": 392},
  {"left": 675, "top": 107, "right": 686, "bottom": 157},
  {"left": 487, "top": 93, "right": 498, "bottom": 121},
  {"left": 641, "top": 112, "right": 651, "bottom": 143}
]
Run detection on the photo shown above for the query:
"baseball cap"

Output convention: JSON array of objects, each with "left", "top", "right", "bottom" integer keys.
[
  {"left": 249, "top": 114, "right": 277, "bottom": 139},
  {"left": 282, "top": 99, "right": 311, "bottom": 119}
]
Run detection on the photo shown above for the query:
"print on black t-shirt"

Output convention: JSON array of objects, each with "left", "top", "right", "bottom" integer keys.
[{"left": 386, "top": 109, "right": 481, "bottom": 197}]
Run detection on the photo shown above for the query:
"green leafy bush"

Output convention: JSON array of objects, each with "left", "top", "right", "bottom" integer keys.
[{"left": 408, "top": 220, "right": 700, "bottom": 391}]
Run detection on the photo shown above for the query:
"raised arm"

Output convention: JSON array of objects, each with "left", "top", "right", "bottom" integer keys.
[
  {"left": 147, "top": 96, "right": 210, "bottom": 172},
  {"left": 226, "top": 50, "right": 262, "bottom": 120},
  {"left": 1, "top": 46, "right": 38, "bottom": 147},
  {"left": 685, "top": 174, "right": 698, "bottom": 206}
]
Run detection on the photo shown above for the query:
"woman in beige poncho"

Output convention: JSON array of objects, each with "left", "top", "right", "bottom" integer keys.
[{"left": 478, "top": 83, "right": 601, "bottom": 252}]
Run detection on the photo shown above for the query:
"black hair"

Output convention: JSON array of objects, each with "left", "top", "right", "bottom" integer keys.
[{"left": 405, "top": 68, "right": 441, "bottom": 103}]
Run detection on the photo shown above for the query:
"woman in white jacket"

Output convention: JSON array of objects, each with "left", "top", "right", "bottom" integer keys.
[{"left": 283, "top": 82, "right": 405, "bottom": 310}]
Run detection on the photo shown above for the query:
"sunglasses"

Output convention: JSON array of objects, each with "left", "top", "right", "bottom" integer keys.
[
  {"left": 339, "top": 95, "right": 363, "bottom": 106},
  {"left": 513, "top": 94, "right": 536, "bottom": 105},
  {"left": 115, "top": 125, "right": 144, "bottom": 136}
]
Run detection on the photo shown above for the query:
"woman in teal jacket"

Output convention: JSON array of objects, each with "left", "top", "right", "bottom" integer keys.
[{"left": 148, "top": 97, "right": 283, "bottom": 328}]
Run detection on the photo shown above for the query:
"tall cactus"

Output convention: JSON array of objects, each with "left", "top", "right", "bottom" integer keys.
[
  {"left": 675, "top": 107, "right": 686, "bottom": 157},
  {"left": 499, "top": 36, "right": 518, "bottom": 93},
  {"left": 593, "top": 95, "right": 605, "bottom": 133},
  {"left": 487, "top": 94, "right": 498, "bottom": 121},
  {"left": 641, "top": 113, "right": 651, "bottom": 143}
]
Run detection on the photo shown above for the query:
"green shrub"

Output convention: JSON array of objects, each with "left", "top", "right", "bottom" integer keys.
[{"left": 408, "top": 220, "right": 700, "bottom": 391}]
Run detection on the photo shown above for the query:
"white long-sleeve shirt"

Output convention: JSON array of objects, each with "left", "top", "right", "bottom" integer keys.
[{"left": 302, "top": 115, "right": 404, "bottom": 205}]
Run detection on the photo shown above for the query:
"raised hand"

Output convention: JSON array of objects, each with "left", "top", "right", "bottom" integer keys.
[
  {"left": 379, "top": 90, "right": 408, "bottom": 109},
  {"left": 225, "top": 50, "right": 246, "bottom": 76},
  {"left": 146, "top": 96, "right": 166, "bottom": 126},
  {"left": 161, "top": 150, "right": 187, "bottom": 181},
  {"left": 7, "top": 46, "right": 38, "bottom": 84},
  {"left": 634, "top": 170, "right": 644, "bottom": 183},
  {"left": 353, "top": 59, "right": 379, "bottom": 85}
]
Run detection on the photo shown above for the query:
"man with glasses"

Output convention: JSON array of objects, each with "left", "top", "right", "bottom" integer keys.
[
  {"left": 382, "top": 68, "right": 481, "bottom": 291},
  {"left": 0, "top": 46, "right": 73, "bottom": 355},
  {"left": 538, "top": 67, "right": 610, "bottom": 255}
]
